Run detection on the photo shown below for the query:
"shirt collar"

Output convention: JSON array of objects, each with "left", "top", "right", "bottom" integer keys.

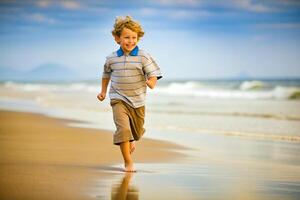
[{"left": 117, "top": 46, "right": 139, "bottom": 57}]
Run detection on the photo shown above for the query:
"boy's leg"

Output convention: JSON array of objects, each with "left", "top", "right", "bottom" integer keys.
[
  {"left": 130, "top": 141, "right": 136, "bottom": 154},
  {"left": 120, "top": 141, "right": 136, "bottom": 172}
]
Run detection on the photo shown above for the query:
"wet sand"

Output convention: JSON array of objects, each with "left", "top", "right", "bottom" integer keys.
[{"left": 0, "top": 110, "right": 184, "bottom": 200}]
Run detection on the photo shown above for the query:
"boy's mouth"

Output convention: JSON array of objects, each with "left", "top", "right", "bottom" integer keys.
[{"left": 126, "top": 45, "right": 135, "bottom": 49}]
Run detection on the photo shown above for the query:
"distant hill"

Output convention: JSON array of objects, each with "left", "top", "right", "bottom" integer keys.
[
  {"left": 25, "top": 63, "right": 79, "bottom": 81},
  {"left": 233, "top": 70, "right": 252, "bottom": 80},
  {"left": 0, "top": 63, "right": 81, "bottom": 81}
]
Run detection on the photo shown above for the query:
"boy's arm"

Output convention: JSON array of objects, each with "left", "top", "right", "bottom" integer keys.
[
  {"left": 97, "top": 78, "right": 110, "bottom": 101},
  {"left": 146, "top": 76, "right": 157, "bottom": 89}
]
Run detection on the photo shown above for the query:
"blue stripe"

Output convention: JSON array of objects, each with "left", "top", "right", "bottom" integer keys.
[
  {"left": 111, "top": 61, "right": 142, "bottom": 65},
  {"left": 140, "top": 55, "right": 151, "bottom": 61},
  {"left": 110, "top": 93, "right": 146, "bottom": 103},
  {"left": 147, "top": 69, "right": 160, "bottom": 75},
  {"left": 112, "top": 85, "right": 145, "bottom": 91},
  {"left": 143, "top": 61, "right": 154, "bottom": 68},
  {"left": 112, "top": 68, "right": 140, "bottom": 71},
  {"left": 107, "top": 55, "right": 119, "bottom": 60},
  {"left": 110, "top": 91, "right": 146, "bottom": 97},
  {"left": 112, "top": 74, "right": 143, "bottom": 78},
  {"left": 111, "top": 80, "right": 145, "bottom": 84}
]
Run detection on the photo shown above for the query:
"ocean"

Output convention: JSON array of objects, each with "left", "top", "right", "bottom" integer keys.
[{"left": 1, "top": 78, "right": 300, "bottom": 143}]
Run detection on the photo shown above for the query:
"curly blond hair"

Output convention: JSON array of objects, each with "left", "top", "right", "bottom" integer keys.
[{"left": 111, "top": 16, "right": 144, "bottom": 40}]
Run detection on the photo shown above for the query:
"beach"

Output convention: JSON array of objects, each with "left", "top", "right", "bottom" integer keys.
[
  {"left": 0, "top": 110, "right": 184, "bottom": 200},
  {"left": 1, "top": 80, "right": 300, "bottom": 199}
]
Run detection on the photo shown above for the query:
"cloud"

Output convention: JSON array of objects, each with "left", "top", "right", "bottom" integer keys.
[
  {"left": 169, "top": 10, "right": 211, "bottom": 19},
  {"left": 36, "top": 0, "right": 81, "bottom": 10},
  {"left": 26, "top": 13, "right": 57, "bottom": 24},
  {"left": 274, "top": 0, "right": 300, "bottom": 6},
  {"left": 139, "top": 8, "right": 158, "bottom": 16},
  {"left": 151, "top": 0, "right": 202, "bottom": 6},
  {"left": 37, "top": 0, "right": 51, "bottom": 8},
  {"left": 251, "top": 35, "right": 269, "bottom": 42},
  {"left": 232, "top": 0, "right": 277, "bottom": 12},
  {"left": 139, "top": 7, "right": 212, "bottom": 19},
  {"left": 150, "top": 0, "right": 278, "bottom": 12},
  {"left": 254, "top": 23, "right": 300, "bottom": 29},
  {"left": 60, "top": 1, "right": 81, "bottom": 9}
]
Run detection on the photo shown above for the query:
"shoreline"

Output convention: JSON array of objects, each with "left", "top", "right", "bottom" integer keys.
[{"left": 0, "top": 110, "right": 185, "bottom": 199}]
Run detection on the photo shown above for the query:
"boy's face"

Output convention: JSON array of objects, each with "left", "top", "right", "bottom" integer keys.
[{"left": 115, "top": 28, "right": 138, "bottom": 54}]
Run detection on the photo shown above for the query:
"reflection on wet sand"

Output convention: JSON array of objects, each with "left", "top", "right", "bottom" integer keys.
[{"left": 111, "top": 173, "right": 139, "bottom": 200}]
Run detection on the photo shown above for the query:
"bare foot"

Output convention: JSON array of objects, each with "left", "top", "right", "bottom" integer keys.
[
  {"left": 130, "top": 141, "right": 136, "bottom": 154},
  {"left": 124, "top": 162, "right": 136, "bottom": 173}
]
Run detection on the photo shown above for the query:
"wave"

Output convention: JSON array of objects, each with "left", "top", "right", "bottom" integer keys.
[
  {"left": 158, "top": 122, "right": 300, "bottom": 142},
  {"left": 159, "top": 126, "right": 300, "bottom": 142},
  {"left": 273, "top": 86, "right": 300, "bottom": 99},
  {"left": 161, "top": 81, "right": 204, "bottom": 92},
  {"left": 149, "top": 109, "right": 300, "bottom": 121},
  {"left": 203, "top": 129, "right": 300, "bottom": 143},
  {"left": 3, "top": 81, "right": 46, "bottom": 91},
  {"left": 154, "top": 83, "right": 300, "bottom": 100},
  {"left": 68, "top": 83, "right": 98, "bottom": 93},
  {"left": 239, "top": 80, "right": 266, "bottom": 90},
  {"left": 2, "top": 81, "right": 99, "bottom": 93},
  {"left": 2, "top": 80, "right": 300, "bottom": 100}
]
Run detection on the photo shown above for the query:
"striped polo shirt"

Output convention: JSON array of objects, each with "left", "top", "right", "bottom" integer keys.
[{"left": 102, "top": 46, "right": 162, "bottom": 108}]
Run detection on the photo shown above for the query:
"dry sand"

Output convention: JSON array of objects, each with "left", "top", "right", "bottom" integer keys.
[{"left": 0, "top": 110, "right": 184, "bottom": 200}]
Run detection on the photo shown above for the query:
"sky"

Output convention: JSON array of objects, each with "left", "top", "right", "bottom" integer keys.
[{"left": 0, "top": 0, "right": 300, "bottom": 80}]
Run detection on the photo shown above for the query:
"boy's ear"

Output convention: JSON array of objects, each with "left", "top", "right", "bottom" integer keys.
[{"left": 114, "top": 36, "right": 121, "bottom": 44}]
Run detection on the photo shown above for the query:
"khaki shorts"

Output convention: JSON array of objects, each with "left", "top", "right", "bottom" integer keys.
[{"left": 110, "top": 99, "right": 145, "bottom": 145}]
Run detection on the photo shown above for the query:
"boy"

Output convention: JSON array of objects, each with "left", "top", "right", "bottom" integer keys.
[{"left": 97, "top": 16, "right": 162, "bottom": 172}]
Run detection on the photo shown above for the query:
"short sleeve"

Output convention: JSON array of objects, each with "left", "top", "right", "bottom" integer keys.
[
  {"left": 142, "top": 53, "right": 162, "bottom": 80},
  {"left": 102, "top": 58, "right": 111, "bottom": 78}
]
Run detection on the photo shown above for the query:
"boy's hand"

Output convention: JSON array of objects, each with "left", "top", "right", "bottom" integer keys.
[
  {"left": 146, "top": 76, "right": 157, "bottom": 89},
  {"left": 98, "top": 78, "right": 110, "bottom": 102},
  {"left": 97, "top": 92, "right": 106, "bottom": 101}
]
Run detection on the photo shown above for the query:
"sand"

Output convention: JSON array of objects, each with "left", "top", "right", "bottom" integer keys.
[{"left": 0, "top": 110, "right": 184, "bottom": 200}]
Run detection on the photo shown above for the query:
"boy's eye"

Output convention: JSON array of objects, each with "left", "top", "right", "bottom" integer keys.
[{"left": 124, "top": 36, "right": 136, "bottom": 39}]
